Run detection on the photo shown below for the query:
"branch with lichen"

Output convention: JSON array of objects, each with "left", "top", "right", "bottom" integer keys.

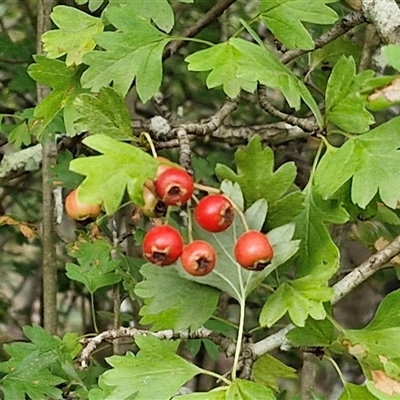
[
  {"left": 80, "top": 326, "right": 236, "bottom": 369},
  {"left": 249, "top": 233, "right": 400, "bottom": 358}
]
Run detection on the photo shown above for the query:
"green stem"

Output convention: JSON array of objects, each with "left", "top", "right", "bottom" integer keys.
[
  {"left": 231, "top": 296, "right": 246, "bottom": 380},
  {"left": 229, "top": 198, "right": 249, "bottom": 232},
  {"left": 232, "top": 15, "right": 261, "bottom": 38},
  {"left": 198, "top": 367, "right": 231, "bottom": 386},
  {"left": 171, "top": 36, "right": 215, "bottom": 47},
  {"left": 308, "top": 140, "right": 324, "bottom": 184},
  {"left": 325, "top": 356, "right": 346, "bottom": 386},
  {"left": 210, "top": 315, "right": 239, "bottom": 330},
  {"left": 186, "top": 201, "right": 194, "bottom": 242},
  {"left": 90, "top": 293, "right": 99, "bottom": 334}
]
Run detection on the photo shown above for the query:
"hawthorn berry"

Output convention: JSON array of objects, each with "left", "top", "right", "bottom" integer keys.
[
  {"left": 155, "top": 167, "right": 194, "bottom": 206},
  {"left": 180, "top": 240, "right": 216, "bottom": 276},
  {"left": 234, "top": 230, "right": 273, "bottom": 271},
  {"left": 65, "top": 189, "right": 101, "bottom": 221},
  {"left": 195, "top": 194, "right": 234, "bottom": 232},
  {"left": 138, "top": 181, "right": 167, "bottom": 218},
  {"left": 142, "top": 225, "right": 183, "bottom": 266}
]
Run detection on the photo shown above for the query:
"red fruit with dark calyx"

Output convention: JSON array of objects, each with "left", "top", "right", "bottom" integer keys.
[
  {"left": 65, "top": 189, "right": 101, "bottom": 221},
  {"left": 195, "top": 194, "right": 234, "bottom": 232},
  {"left": 142, "top": 225, "right": 184, "bottom": 266},
  {"left": 234, "top": 231, "right": 273, "bottom": 271},
  {"left": 155, "top": 168, "right": 194, "bottom": 206},
  {"left": 180, "top": 240, "right": 216, "bottom": 276}
]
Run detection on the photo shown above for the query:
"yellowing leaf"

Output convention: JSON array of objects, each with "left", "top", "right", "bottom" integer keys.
[{"left": 42, "top": 6, "right": 104, "bottom": 66}]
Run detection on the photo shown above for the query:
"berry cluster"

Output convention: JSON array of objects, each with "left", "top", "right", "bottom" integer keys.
[
  {"left": 141, "top": 161, "right": 274, "bottom": 276},
  {"left": 65, "top": 158, "right": 274, "bottom": 276}
]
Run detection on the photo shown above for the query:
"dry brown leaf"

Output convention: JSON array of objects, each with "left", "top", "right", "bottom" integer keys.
[
  {"left": 368, "top": 78, "right": 400, "bottom": 103},
  {"left": 19, "top": 223, "right": 38, "bottom": 239},
  {"left": 0, "top": 215, "right": 19, "bottom": 226},
  {"left": 372, "top": 370, "right": 400, "bottom": 395},
  {"left": 0, "top": 216, "right": 38, "bottom": 239}
]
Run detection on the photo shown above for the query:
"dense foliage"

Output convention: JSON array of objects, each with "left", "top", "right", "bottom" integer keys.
[{"left": 2, "top": 0, "right": 400, "bottom": 399}]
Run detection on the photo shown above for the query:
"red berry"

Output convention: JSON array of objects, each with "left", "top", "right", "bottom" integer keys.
[
  {"left": 194, "top": 194, "right": 234, "bottom": 232},
  {"left": 234, "top": 231, "right": 273, "bottom": 271},
  {"left": 180, "top": 240, "right": 216, "bottom": 276},
  {"left": 65, "top": 189, "right": 101, "bottom": 221},
  {"left": 142, "top": 225, "right": 183, "bottom": 266},
  {"left": 155, "top": 168, "right": 194, "bottom": 206}
]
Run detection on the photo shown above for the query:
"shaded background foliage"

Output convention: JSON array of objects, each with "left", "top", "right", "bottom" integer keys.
[{"left": 2, "top": 0, "right": 400, "bottom": 399}]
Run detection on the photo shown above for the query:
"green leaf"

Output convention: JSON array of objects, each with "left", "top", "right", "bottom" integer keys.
[
  {"left": 27, "top": 56, "right": 83, "bottom": 127},
  {"left": 135, "top": 263, "right": 219, "bottom": 331},
  {"left": 23, "top": 324, "right": 62, "bottom": 352},
  {"left": 186, "top": 38, "right": 322, "bottom": 123},
  {"left": 315, "top": 116, "right": 400, "bottom": 208},
  {"left": 51, "top": 150, "right": 84, "bottom": 189},
  {"left": 178, "top": 388, "right": 227, "bottom": 400},
  {"left": 42, "top": 5, "right": 104, "bottom": 66},
  {"left": 0, "top": 324, "right": 68, "bottom": 400},
  {"left": 215, "top": 136, "right": 305, "bottom": 228},
  {"left": 185, "top": 40, "right": 257, "bottom": 99},
  {"left": 338, "top": 382, "right": 377, "bottom": 400},
  {"left": 287, "top": 317, "right": 336, "bottom": 347},
  {"left": 66, "top": 237, "right": 121, "bottom": 293},
  {"left": 226, "top": 379, "right": 276, "bottom": 400},
  {"left": 311, "top": 36, "right": 362, "bottom": 69},
  {"left": 109, "top": 0, "right": 174, "bottom": 33},
  {"left": 383, "top": 44, "right": 400, "bottom": 72},
  {"left": 69, "top": 134, "right": 158, "bottom": 214},
  {"left": 8, "top": 123, "right": 31, "bottom": 148},
  {"left": 72, "top": 87, "right": 134, "bottom": 139},
  {"left": 259, "top": 274, "right": 334, "bottom": 327},
  {"left": 364, "top": 289, "right": 400, "bottom": 331},
  {"left": 91, "top": 336, "right": 201, "bottom": 400},
  {"left": 294, "top": 185, "right": 348, "bottom": 277},
  {"left": 259, "top": 0, "right": 338, "bottom": 50},
  {"left": 325, "top": 56, "right": 375, "bottom": 133},
  {"left": 81, "top": 6, "right": 170, "bottom": 101},
  {"left": 252, "top": 353, "right": 297, "bottom": 391},
  {"left": 343, "top": 291, "right": 400, "bottom": 363}
]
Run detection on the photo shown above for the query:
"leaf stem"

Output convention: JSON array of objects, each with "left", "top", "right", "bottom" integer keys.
[
  {"left": 210, "top": 315, "right": 239, "bottom": 330},
  {"left": 198, "top": 367, "right": 232, "bottom": 385},
  {"left": 231, "top": 296, "right": 246, "bottom": 380},
  {"left": 325, "top": 356, "right": 346, "bottom": 386},
  {"left": 140, "top": 131, "right": 158, "bottom": 158},
  {"left": 90, "top": 292, "right": 99, "bottom": 334},
  {"left": 171, "top": 36, "right": 215, "bottom": 47},
  {"left": 309, "top": 139, "right": 325, "bottom": 184},
  {"left": 186, "top": 201, "right": 194, "bottom": 242},
  {"left": 229, "top": 197, "right": 250, "bottom": 232},
  {"left": 194, "top": 182, "right": 222, "bottom": 194}
]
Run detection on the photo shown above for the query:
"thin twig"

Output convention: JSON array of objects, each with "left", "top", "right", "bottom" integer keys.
[
  {"left": 280, "top": 11, "right": 366, "bottom": 65},
  {"left": 258, "top": 86, "right": 319, "bottom": 132},
  {"left": 165, "top": 0, "right": 237, "bottom": 57}
]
